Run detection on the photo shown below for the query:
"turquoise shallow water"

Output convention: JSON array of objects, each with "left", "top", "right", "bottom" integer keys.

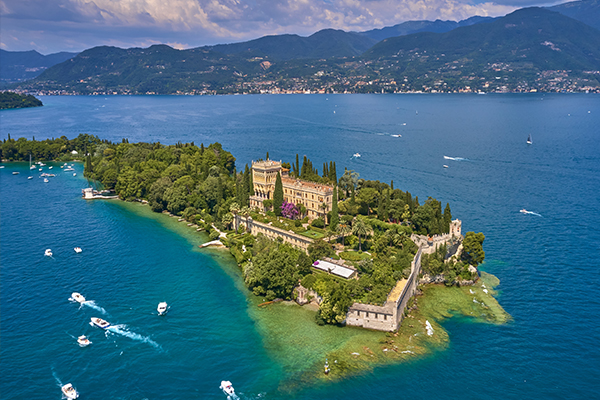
[{"left": 1, "top": 94, "right": 600, "bottom": 399}]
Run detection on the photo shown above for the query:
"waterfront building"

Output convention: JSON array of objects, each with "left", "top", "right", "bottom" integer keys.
[{"left": 249, "top": 159, "right": 334, "bottom": 220}]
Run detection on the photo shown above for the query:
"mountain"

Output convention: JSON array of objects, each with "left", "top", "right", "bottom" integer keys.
[
  {"left": 0, "top": 50, "right": 79, "bottom": 83},
  {"left": 207, "top": 29, "right": 377, "bottom": 60},
  {"left": 359, "top": 16, "right": 496, "bottom": 41},
  {"left": 364, "top": 7, "right": 600, "bottom": 72},
  {"left": 15, "top": 7, "right": 600, "bottom": 94},
  {"left": 548, "top": 0, "right": 600, "bottom": 31}
]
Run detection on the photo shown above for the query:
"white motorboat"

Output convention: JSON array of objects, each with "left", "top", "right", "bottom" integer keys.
[
  {"left": 44, "top": 178, "right": 49, "bottom": 183},
  {"left": 38, "top": 168, "right": 42, "bottom": 171},
  {"left": 77, "top": 335, "right": 91, "bottom": 347},
  {"left": 61, "top": 383, "right": 79, "bottom": 399},
  {"left": 526, "top": 134, "right": 533, "bottom": 145},
  {"left": 28, "top": 176, "right": 33, "bottom": 179},
  {"left": 220, "top": 381, "right": 235, "bottom": 396},
  {"left": 49, "top": 166, "right": 53, "bottom": 169},
  {"left": 12, "top": 171, "right": 19, "bottom": 175},
  {"left": 44, "top": 249, "right": 53, "bottom": 257},
  {"left": 443, "top": 165, "right": 449, "bottom": 168},
  {"left": 91, "top": 317, "right": 111, "bottom": 329},
  {"left": 353, "top": 153, "right": 361, "bottom": 158},
  {"left": 391, "top": 134, "right": 402, "bottom": 137},
  {"left": 71, "top": 292, "right": 86, "bottom": 303},
  {"left": 157, "top": 302, "right": 168, "bottom": 315},
  {"left": 520, "top": 209, "right": 528, "bottom": 214},
  {"left": 73, "top": 173, "right": 77, "bottom": 176},
  {"left": 74, "top": 247, "right": 82, "bottom": 253}
]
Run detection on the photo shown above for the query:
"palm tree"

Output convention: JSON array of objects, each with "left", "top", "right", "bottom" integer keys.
[
  {"left": 352, "top": 218, "right": 372, "bottom": 251},
  {"left": 229, "top": 202, "right": 240, "bottom": 214},
  {"left": 337, "top": 223, "right": 351, "bottom": 246},
  {"left": 319, "top": 202, "right": 328, "bottom": 222}
]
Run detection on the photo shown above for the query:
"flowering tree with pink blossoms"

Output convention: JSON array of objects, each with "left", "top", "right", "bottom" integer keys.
[{"left": 281, "top": 201, "right": 299, "bottom": 220}]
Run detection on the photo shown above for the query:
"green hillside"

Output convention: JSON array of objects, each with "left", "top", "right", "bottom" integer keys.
[{"left": 0, "top": 91, "right": 43, "bottom": 109}]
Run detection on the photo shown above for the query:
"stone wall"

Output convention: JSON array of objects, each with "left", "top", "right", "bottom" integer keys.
[
  {"left": 346, "top": 248, "right": 423, "bottom": 331},
  {"left": 233, "top": 214, "right": 313, "bottom": 252}
]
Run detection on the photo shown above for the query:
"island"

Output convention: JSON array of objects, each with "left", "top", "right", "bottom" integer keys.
[
  {"left": 1, "top": 135, "right": 510, "bottom": 380},
  {"left": 0, "top": 91, "right": 43, "bottom": 110}
]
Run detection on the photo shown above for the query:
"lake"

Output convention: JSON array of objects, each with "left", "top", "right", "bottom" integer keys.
[{"left": 1, "top": 93, "right": 599, "bottom": 399}]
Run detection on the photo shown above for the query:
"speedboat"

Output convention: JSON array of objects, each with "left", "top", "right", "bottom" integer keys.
[
  {"left": 520, "top": 209, "right": 528, "bottom": 214},
  {"left": 71, "top": 292, "right": 86, "bottom": 303},
  {"left": 44, "top": 178, "right": 49, "bottom": 183},
  {"left": 44, "top": 249, "right": 53, "bottom": 257},
  {"left": 157, "top": 302, "right": 168, "bottom": 315},
  {"left": 49, "top": 166, "right": 53, "bottom": 169},
  {"left": 61, "top": 383, "right": 79, "bottom": 399},
  {"left": 74, "top": 247, "right": 82, "bottom": 253},
  {"left": 91, "top": 317, "right": 111, "bottom": 329},
  {"left": 220, "top": 381, "right": 235, "bottom": 396},
  {"left": 443, "top": 165, "right": 449, "bottom": 168},
  {"left": 77, "top": 335, "right": 91, "bottom": 347},
  {"left": 12, "top": 171, "right": 19, "bottom": 175},
  {"left": 353, "top": 153, "right": 361, "bottom": 158},
  {"left": 73, "top": 173, "right": 77, "bottom": 176},
  {"left": 391, "top": 134, "right": 402, "bottom": 137},
  {"left": 28, "top": 176, "right": 33, "bottom": 180}
]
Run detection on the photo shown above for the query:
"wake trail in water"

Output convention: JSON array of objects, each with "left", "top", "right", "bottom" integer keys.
[
  {"left": 521, "top": 210, "right": 543, "bottom": 217},
  {"left": 82, "top": 300, "right": 108, "bottom": 315},
  {"left": 51, "top": 369, "right": 63, "bottom": 387},
  {"left": 107, "top": 325, "right": 161, "bottom": 349},
  {"left": 444, "top": 156, "right": 469, "bottom": 161}
]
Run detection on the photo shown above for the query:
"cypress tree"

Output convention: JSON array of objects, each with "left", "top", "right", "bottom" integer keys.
[
  {"left": 391, "top": 180, "right": 394, "bottom": 190},
  {"left": 85, "top": 155, "right": 93, "bottom": 175},
  {"left": 273, "top": 172, "right": 283, "bottom": 216},
  {"left": 266, "top": 151, "right": 269, "bottom": 160},
  {"left": 295, "top": 154, "right": 299, "bottom": 178},
  {"left": 330, "top": 186, "right": 339, "bottom": 230},
  {"left": 444, "top": 203, "right": 452, "bottom": 233},
  {"left": 332, "top": 162, "right": 337, "bottom": 184}
]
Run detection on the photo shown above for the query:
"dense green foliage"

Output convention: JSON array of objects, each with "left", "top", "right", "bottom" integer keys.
[
  {"left": 1, "top": 133, "right": 101, "bottom": 161},
  {"left": 273, "top": 172, "right": 283, "bottom": 216},
  {"left": 420, "top": 242, "right": 478, "bottom": 285},
  {"left": 461, "top": 232, "right": 486, "bottom": 266},
  {"left": 0, "top": 92, "right": 42, "bottom": 109}
]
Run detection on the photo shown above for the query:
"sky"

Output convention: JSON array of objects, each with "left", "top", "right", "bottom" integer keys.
[{"left": 0, "top": 0, "right": 565, "bottom": 54}]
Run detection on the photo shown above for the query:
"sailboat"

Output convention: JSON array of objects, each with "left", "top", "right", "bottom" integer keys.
[
  {"left": 29, "top": 154, "right": 36, "bottom": 170},
  {"left": 526, "top": 134, "right": 533, "bottom": 145}
]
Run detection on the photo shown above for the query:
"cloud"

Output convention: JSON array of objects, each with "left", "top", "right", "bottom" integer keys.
[{"left": 0, "top": 0, "right": 519, "bottom": 53}]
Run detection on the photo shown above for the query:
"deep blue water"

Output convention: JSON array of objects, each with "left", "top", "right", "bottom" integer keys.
[{"left": 1, "top": 94, "right": 599, "bottom": 399}]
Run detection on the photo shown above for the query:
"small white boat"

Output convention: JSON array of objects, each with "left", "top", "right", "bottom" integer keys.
[
  {"left": 44, "top": 249, "right": 53, "bottom": 257},
  {"left": 44, "top": 178, "right": 49, "bottom": 183},
  {"left": 30, "top": 165, "right": 36, "bottom": 170},
  {"left": 520, "top": 209, "right": 528, "bottom": 214},
  {"left": 220, "top": 381, "right": 235, "bottom": 396},
  {"left": 77, "top": 335, "right": 91, "bottom": 347},
  {"left": 12, "top": 171, "right": 19, "bottom": 175},
  {"left": 28, "top": 176, "right": 33, "bottom": 180},
  {"left": 526, "top": 134, "right": 533, "bottom": 145},
  {"left": 443, "top": 165, "right": 449, "bottom": 168},
  {"left": 391, "top": 134, "right": 402, "bottom": 137},
  {"left": 157, "top": 302, "right": 168, "bottom": 315},
  {"left": 40, "top": 163, "right": 46, "bottom": 166},
  {"left": 74, "top": 247, "right": 82, "bottom": 253},
  {"left": 353, "top": 153, "right": 361, "bottom": 158},
  {"left": 49, "top": 166, "right": 53, "bottom": 169},
  {"left": 73, "top": 173, "right": 77, "bottom": 176},
  {"left": 71, "top": 292, "right": 86, "bottom": 303},
  {"left": 38, "top": 168, "right": 42, "bottom": 171},
  {"left": 61, "top": 383, "right": 79, "bottom": 399},
  {"left": 91, "top": 317, "right": 111, "bottom": 329}
]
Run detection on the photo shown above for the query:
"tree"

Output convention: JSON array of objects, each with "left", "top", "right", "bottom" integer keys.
[
  {"left": 337, "top": 223, "right": 351, "bottom": 245},
  {"left": 443, "top": 203, "right": 452, "bottom": 233},
  {"left": 352, "top": 218, "right": 372, "bottom": 251},
  {"left": 273, "top": 172, "right": 283, "bottom": 216},
  {"left": 308, "top": 239, "right": 334, "bottom": 262},
  {"left": 461, "top": 232, "right": 485, "bottom": 266},
  {"left": 330, "top": 186, "right": 339, "bottom": 230}
]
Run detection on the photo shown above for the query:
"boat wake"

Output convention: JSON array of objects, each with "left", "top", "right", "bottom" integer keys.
[
  {"left": 520, "top": 210, "right": 542, "bottom": 217},
  {"left": 82, "top": 300, "right": 108, "bottom": 315},
  {"left": 106, "top": 325, "right": 161, "bottom": 349},
  {"left": 443, "top": 156, "right": 469, "bottom": 161},
  {"left": 52, "top": 369, "right": 64, "bottom": 387}
]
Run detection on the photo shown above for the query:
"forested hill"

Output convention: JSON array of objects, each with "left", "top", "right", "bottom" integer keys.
[
  {"left": 0, "top": 49, "right": 78, "bottom": 84},
  {"left": 0, "top": 91, "right": 42, "bottom": 109},
  {"left": 548, "top": 0, "right": 600, "bottom": 31},
  {"left": 364, "top": 7, "right": 600, "bottom": 71}
]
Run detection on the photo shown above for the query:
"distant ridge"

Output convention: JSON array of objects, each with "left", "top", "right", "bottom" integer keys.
[
  {"left": 0, "top": 49, "right": 79, "bottom": 83},
  {"left": 547, "top": 0, "right": 600, "bottom": 31},
  {"left": 207, "top": 29, "right": 377, "bottom": 60},
  {"left": 358, "top": 16, "right": 496, "bottom": 41}
]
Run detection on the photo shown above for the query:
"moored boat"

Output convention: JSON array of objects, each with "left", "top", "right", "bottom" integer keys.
[
  {"left": 527, "top": 134, "right": 533, "bottom": 145},
  {"left": 44, "top": 249, "right": 53, "bottom": 257},
  {"left": 157, "top": 302, "right": 168, "bottom": 315},
  {"left": 74, "top": 247, "right": 82, "bottom": 253},
  {"left": 91, "top": 317, "right": 111, "bottom": 329},
  {"left": 71, "top": 292, "right": 86, "bottom": 303},
  {"left": 61, "top": 383, "right": 79, "bottom": 399}
]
